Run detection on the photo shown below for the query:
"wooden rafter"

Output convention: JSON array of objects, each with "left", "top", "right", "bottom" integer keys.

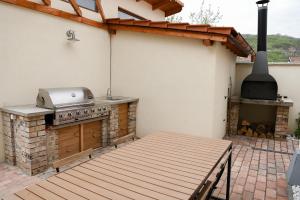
[
  {"left": 152, "top": 0, "right": 170, "bottom": 10},
  {"left": 0, "top": 0, "right": 106, "bottom": 29},
  {"left": 108, "top": 24, "right": 228, "bottom": 42},
  {"left": 106, "top": 18, "right": 255, "bottom": 57},
  {"left": 95, "top": 0, "right": 106, "bottom": 23},
  {"left": 68, "top": 0, "right": 82, "bottom": 17},
  {"left": 41, "top": 0, "right": 50, "bottom": 6}
]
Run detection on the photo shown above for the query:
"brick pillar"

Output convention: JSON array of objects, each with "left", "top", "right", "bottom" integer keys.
[
  {"left": 128, "top": 102, "right": 137, "bottom": 136},
  {"left": 109, "top": 105, "right": 119, "bottom": 144},
  {"left": 102, "top": 119, "right": 109, "bottom": 147},
  {"left": 275, "top": 106, "right": 290, "bottom": 138},
  {"left": 2, "top": 112, "right": 16, "bottom": 165},
  {"left": 228, "top": 102, "right": 240, "bottom": 135},
  {"left": 46, "top": 129, "right": 58, "bottom": 166},
  {"left": 14, "top": 115, "right": 48, "bottom": 175}
]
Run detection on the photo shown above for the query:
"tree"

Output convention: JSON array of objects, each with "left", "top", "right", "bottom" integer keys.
[
  {"left": 189, "top": 0, "right": 222, "bottom": 24},
  {"left": 166, "top": 0, "right": 222, "bottom": 25}
]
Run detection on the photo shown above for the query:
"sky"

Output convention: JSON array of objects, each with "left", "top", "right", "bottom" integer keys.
[{"left": 179, "top": 0, "right": 300, "bottom": 38}]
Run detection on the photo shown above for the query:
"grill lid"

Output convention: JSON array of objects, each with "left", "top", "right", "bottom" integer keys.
[{"left": 36, "top": 87, "right": 95, "bottom": 109}]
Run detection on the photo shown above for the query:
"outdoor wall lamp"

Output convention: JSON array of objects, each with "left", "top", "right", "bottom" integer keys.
[{"left": 66, "top": 30, "right": 80, "bottom": 41}]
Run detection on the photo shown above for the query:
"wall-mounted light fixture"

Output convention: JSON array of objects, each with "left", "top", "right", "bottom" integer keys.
[{"left": 66, "top": 30, "right": 80, "bottom": 41}]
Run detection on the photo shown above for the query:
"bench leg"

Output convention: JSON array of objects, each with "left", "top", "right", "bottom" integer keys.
[{"left": 226, "top": 146, "right": 232, "bottom": 200}]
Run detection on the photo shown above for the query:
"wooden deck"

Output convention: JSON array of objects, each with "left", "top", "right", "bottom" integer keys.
[{"left": 9, "top": 132, "right": 232, "bottom": 200}]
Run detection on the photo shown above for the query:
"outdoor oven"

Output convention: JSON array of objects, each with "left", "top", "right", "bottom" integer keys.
[
  {"left": 227, "top": 0, "right": 293, "bottom": 139},
  {"left": 241, "top": 0, "right": 278, "bottom": 100}
]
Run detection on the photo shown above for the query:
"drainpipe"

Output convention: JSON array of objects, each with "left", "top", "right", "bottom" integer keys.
[{"left": 107, "top": 30, "right": 115, "bottom": 99}]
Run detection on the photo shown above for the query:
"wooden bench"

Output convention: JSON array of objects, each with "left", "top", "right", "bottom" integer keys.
[
  {"left": 112, "top": 133, "right": 136, "bottom": 148},
  {"left": 52, "top": 148, "right": 93, "bottom": 173}
]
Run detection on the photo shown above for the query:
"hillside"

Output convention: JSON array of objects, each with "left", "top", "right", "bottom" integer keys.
[{"left": 243, "top": 34, "right": 300, "bottom": 62}]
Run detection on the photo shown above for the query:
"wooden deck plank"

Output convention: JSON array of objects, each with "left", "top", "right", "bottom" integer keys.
[
  {"left": 104, "top": 153, "right": 206, "bottom": 180},
  {"left": 78, "top": 164, "right": 190, "bottom": 199},
  {"left": 114, "top": 147, "right": 213, "bottom": 172},
  {"left": 72, "top": 166, "right": 184, "bottom": 200},
  {"left": 15, "top": 189, "right": 44, "bottom": 200},
  {"left": 64, "top": 169, "right": 156, "bottom": 200},
  {"left": 47, "top": 176, "right": 111, "bottom": 200},
  {"left": 37, "top": 180, "right": 87, "bottom": 200},
  {"left": 55, "top": 173, "right": 134, "bottom": 200},
  {"left": 26, "top": 185, "right": 65, "bottom": 200},
  {"left": 110, "top": 149, "right": 211, "bottom": 175},
  {"left": 96, "top": 155, "right": 201, "bottom": 185},
  {"left": 139, "top": 138, "right": 229, "bottom": 152},
  {"left": 119, "top": 144, "right": 215, "bottom": 168},
  {"left": 139, "top": 136, "right": 230, "bottom": 152},
  {"left": 4, "top": 195, "right": 24, "bottom": 200},
  {"left": 128, "top": 141, "right": 224, "bottom": 162},
  {"left": 148, "top": 132, "right": 231, "bottom": 145},
  {"left": 13, "top": 132, "right": 232, "bottom": 200},
  {"left": 89, "top": 158, "right": 198, "bottom": 189},
  {"left": 85, "top": 160, "right": 194, "bottom": 194},
  {"left": 149, "top": 132, "right": 232, "bottom": 146}
]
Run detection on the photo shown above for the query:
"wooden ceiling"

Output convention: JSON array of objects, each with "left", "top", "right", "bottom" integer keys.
[
  {"left": 107, "top": 18, "right": 255, "bottom": 57},
  {"left": 138, "top": 0, "right": 184, "bottom": 17}
]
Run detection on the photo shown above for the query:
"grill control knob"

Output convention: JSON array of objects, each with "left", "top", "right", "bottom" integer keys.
[
  {"left": 103, "top": 107, "right": 107, "bottom": 111},
  {"left": 76, "top": 111, "right": 80, "bottom": 115},
  {"left": 98, "top": 108, "right": 102, "bottom": 111},
  {"left": 91, "top": 109, "right": 95, "bottom": 113},
  {"left": 84, "top": 110, "right": 88, "bottom": 114},
  {"left": 68, "top": 113, "right": 72, "bottom": 117},
  {"left": 59, "top": 114, "right": 63, "bottom": 118}
]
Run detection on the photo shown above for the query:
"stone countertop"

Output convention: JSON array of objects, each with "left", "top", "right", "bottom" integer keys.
[
  {"left": 95, "top": 96, "right": 139, "bottom": 105},
  {"left": 231, "top": 96, "right": 294, "bottom": 107},
  {"left": 1, "top": 105, "right": 54, "bottom": 117},
  {"left": 1, "top": 96, "right": 139, "bottom": 117}
]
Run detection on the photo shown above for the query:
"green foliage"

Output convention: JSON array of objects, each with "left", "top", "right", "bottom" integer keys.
[
  {"left": 243, "top": 34, "right": 300, "bottom": 62},
  {"left": 167, "top": 0, "right": 222, "bottom": 25},
  {"left": 295, "top": 113, "right": 300, "bottom": 139}
]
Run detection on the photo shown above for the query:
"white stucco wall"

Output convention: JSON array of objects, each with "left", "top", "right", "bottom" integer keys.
[
  {"left": 111, "top": 31, "right": 236, "bottom": 139},
  {"left": 0, "top": 3, "right": 111, "bottom": 162},
  {"left": 212, "top": 44, "right": 236, "bottom": 138},
  {"left": 0, "top": 0, "right": 167, "bottom": 162},
  {"left": 235, "top": 63, "right": 300, "bottom": 132}
]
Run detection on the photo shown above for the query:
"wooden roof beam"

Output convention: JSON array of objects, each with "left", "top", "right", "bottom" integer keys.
[
  {"left": 0, "top": 0, "right": 106, "bottom": 29},
  {"left": 41, "top": 0, "right": 51, "bottom": 6},
  {"left": 95, "top": 0, "right": 106, "bottom": 22},
  {"left": 69, "top": 0, "right": 82, "bottom": 17},
  {"left": 152, "top": 0, "right": 170, "bottom": 10},
  {"left": 165, "top": 6, "right": 182, "bottom": 17},
  {"left": 108, "top": 24, "right": 228, "bottom": 42}
]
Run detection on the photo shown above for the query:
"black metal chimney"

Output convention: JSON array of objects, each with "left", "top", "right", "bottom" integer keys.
[{"left": 241, "top": 0, "right": 278, "bottom": 100}]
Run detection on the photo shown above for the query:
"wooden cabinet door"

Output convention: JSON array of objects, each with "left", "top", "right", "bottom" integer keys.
[
  {"left": 57, "top": 125, "right": 80, "bottom": 159},
  {"left": 82, "top": 121, "right": 102, "bottom": 150},
  {"left": 118, "top": 103, "right": 128, "bottom": 137}
]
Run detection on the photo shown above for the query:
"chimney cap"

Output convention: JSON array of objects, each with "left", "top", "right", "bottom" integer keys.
[{"left": 256, "top": 0, "right": 269, "bottom": 5}]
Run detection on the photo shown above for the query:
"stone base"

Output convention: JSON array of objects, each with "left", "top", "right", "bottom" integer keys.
[
  {"left": 227, "top": 97, "right": 293, "bottom": 138},
  {"left": 2, "top": 101, "right": 138, "bottom": 175}
]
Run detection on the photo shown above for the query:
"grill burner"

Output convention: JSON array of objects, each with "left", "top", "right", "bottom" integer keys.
[
  {"left": 37, "top": 87, "right": 110, "bottom": 125},
  {"left": 241, "top": 0, "right": 278, "bottom": 100}
]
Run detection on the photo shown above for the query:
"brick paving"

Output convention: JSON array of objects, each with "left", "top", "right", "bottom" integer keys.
[
  {"left": 0, "top": 135, "right": 298, "bottom": 200},
  {"left": 213, "top": 135, "right": 299, "bottom": 200}
]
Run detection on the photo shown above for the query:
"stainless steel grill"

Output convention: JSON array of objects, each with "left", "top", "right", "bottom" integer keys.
[{"left": 37, "top": 87, "right": 110, "bottom": 125}]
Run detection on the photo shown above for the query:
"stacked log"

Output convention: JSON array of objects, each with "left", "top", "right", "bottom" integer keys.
[{"left": 237, "top": 120, "right": 274, "bottom": 139}]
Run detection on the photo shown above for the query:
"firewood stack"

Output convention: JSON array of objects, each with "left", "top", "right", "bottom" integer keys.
[{"left": 238, "top": 120, "right": 274, "bottom": 138}]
